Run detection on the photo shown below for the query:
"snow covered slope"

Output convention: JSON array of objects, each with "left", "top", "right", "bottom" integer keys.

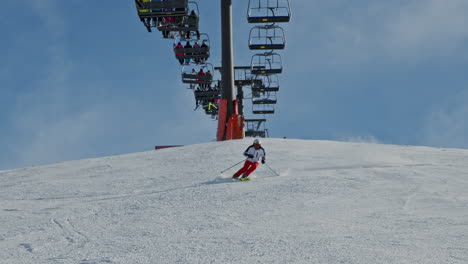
[{"left": 1, "top": 139, "right": 468, "bottom": 264}]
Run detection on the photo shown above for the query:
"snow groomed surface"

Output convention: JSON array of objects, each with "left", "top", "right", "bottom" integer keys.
[{"left": 1, "top": 139, "right": 468, "bottom": 263}]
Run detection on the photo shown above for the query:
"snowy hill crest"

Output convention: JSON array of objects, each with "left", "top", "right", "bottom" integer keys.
[{"left": 1, "top": 139, "right": 468, "bottom": 263}]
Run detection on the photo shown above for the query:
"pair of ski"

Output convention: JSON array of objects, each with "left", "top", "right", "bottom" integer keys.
[{"left": 233, "top": 177, "right": 251, "bottom": 182}]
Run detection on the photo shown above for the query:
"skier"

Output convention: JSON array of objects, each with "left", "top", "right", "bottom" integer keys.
[{"left": 232, "top": 139, "right": 266, "bottom": 180}]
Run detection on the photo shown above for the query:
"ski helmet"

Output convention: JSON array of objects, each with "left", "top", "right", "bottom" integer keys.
[{"left": 253, "top": 139, "right": 261, "bottom": 145}]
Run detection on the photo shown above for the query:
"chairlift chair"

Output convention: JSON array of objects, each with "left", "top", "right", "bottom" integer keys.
[
  {"left": 193, "top": 83, "right": 220, "bottom": 117},
  {"left": 157, "top": 18, "right": 198, "bottom": 32},
  {"left": 230, "top": 66, "right": 264, "bottom": 87},
  {"left": 252, "top": 110, "right": 275, "bottom": 115},
  {"left": 247, "top": 0, "right": 291, "bottom": 23},
  {"left": 252, "top": 88, "right": 277, "bottom": 102},
  {"left": 156, "top": 2, "right": 200, "bottom": 32},
  {"left": 136, "top": 0, "right": 189, "bottom": 18},
  {"left": 252, "top": 103, "right": 275, "bottom": 114},
  {"left": 235, "top": 79, "right": 257, "bottom": 87},
  {"left": 251, "top": 52, "right": 283, "bottom": 75},
  {"left": 251, "top": 75, "right": 280, "bottom": 94},
  {"left": 253, "top": 99, "right": 277, "bottom": 105},
  {"left": 181, "top": 63, "right": 214, "bottom": 85},
  {"left": 201, "top": 99, "right": 220, "bottom": 118},
  {"left": 245, "top": 119, "right": 267, "bottom": 138},
  {"left": 249, "top": 25, "right": 286, "bottom": 50},
  {"left": 194, "top": 89, "right": 221, "bottom": 101},
  {"left": 245, "top": 130, "right": 266, "bottom": 137},
  {"left": 174, "top": 33, "right": 210, "bottom": 61}
]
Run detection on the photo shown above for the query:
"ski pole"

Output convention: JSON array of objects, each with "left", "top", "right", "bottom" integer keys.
[
  {"left": 265, "top": 163, "right": 280, "bottom": 176},
  {"left": 220, "top": 160, "right": 245, "bottom": 173}
]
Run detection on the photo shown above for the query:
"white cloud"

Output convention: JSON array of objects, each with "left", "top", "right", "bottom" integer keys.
[
  {"left": 383, "top": 0, "right": 468, "bottom": 58},
  {"left": 5, "top": 0, "right": 82, "bottom": 168},
  {"left": 289, "top": 0, "right": 468, "bottom": 67},
  {"left": 30, "top": 0, "right": 71, "bottom": 81},
  {"left": 12, "top": 106, "right": 111, "bottom": 167},
  {"left": 423, "top": 89, "right": 468, "bottom": 148}
]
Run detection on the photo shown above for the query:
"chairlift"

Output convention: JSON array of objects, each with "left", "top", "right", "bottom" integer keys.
[
  {"left": 174, "top": 33, "right": 210, "bottom": 61},
  {"left": 253, "top": 98, "right": 277, "bottom": 105},
  {"left": 135, "top": 0, "right": 189, "bottom": 19},
  {"left": 252, "top": 103, "right": 275, "bottom": 115},
  {"left": 194, "top": 89, "right": 221, "bottom": 101},
  {"left": 201, "top": 99, "right": 220, "bottom": 118},
  {"left": 252, "top": 75, "right": 280, "bottom": 93},
  {"left": 246, "top": 130, "right": 266, "bottom": 137},
  {"left": 245, "top": 119, "right": 267, "bottom": 138},
  {"left": 252, "top": 88, "right": 277, "bottom": 103},
  {"left": 181, "top": 63, "right": 214, "bottom": 85},
  {"left": 195, "top": 91, "right": 220, "bottom": 118},
  {"left": 251, "top": 52, "right": 283, "bottom": 75},
  {"left": 249, "top": 25, "right": 286, "bottom": 50},
  {"left": 252, "top": 110, "right": 275, "bottom": 115},
  {"left": 247, "top": 0, "right": 291, "bottom": 23},
  {"left": 235, "top": 79, "right": 258, "bottom": 87},
  {"left": 156, "top": 2, "right": 200, "bottom": 32}
]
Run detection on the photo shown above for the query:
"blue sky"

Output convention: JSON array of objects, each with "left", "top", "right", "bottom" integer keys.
[{"left": 1, "top": 0, "right": 468, "bottom": 170}]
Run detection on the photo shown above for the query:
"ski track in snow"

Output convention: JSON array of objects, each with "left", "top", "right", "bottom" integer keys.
[{"left": 1, "top": 139, "right": 468, "bottom": 263}]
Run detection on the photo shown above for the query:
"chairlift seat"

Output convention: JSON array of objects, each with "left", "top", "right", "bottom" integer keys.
[
  {"left": 245, "top": 130, "right": 266, "bottom": 137},
  {"left": 245, "top": 118, "right": 266, "bottom": 130},
  {"left": 157, "top": 15, "right": 199, "bottom": 31},
  {"left": 234, "top": 80, "right": 251, "bottom": 86},
  {"left": 174, "top": 47, "right": 210, "bottom": 59},
  {"left": 234, "top": 79, "right": 262, "bottom": 87},
  {"left": 182, "top": 73, "right": 212, "bottom": 84},
  {"left": 253, "top": 99, "right": 277, "bottom": 105},
  {"left": 158, "top": 25, "right": 198, "bottom": 32},
  {"left": 138, "top": 11, "right": 188, "bottom": 18},
  {"left": 247, "top": 16, "right": 290, "bottom": 23},
  {"left": 252, "top": 87, "right": 279, "bottom": 92},
  {"left": 249, "top": 44, "right": 285, "bottom": 50},
  {"left": 251, "top": 53, "right": 283, "bottom": 75},
  {"left": 245, "top": 119, "right": 267, "bottom": 123},
  {"left": 176, "top": 54, "right": 210, "bottom": 60},
  {"left": 251, "top": 79, "right": 263, "bottom": 86},
  {"left": 136, "top": 0, "right": 188, "bottom": 18},
  {"left": 194, "top": 90, "right": 221, "bottom": 100},
  {"left": 253, "top": 110, "right": 275, "bottom": 114},
  {"left": 245, "top": 118, "right": 267, "bottom": 137},
  {"left": 251, "top": 68, "right": 282, "bottom": 75}
]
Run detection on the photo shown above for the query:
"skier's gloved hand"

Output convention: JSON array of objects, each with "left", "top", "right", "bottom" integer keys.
[
  {"left": 246, "top": 154, "right": 254, "bottom": 158},
  {"left": 261, "top": 158, "right": 265, "bottom": 164}
]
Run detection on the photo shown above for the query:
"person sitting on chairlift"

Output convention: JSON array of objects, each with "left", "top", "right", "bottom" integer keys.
[
  {"left": 193, "top": 41, "right": 201, "bottom": 64},
  {"left": 184, "top": 41, "right": 192, "bottom": 65},
  {"left": 162, "top": 16, "right": 175, "bottom": 38},
  {"left": 201, "top": 41, "right": 208, "bottom": 62},
  {"left": 175, "top": 42, "right": 184, "bottom": 65},
  {"left": 206, "top": 70, "right": 213, "bottom": 90},
  {"left": 197, "top": 68, "right": 206, "bottom": 90},
  {"left": 186, "top": 10, "right": 200, "bottom": 39}
]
